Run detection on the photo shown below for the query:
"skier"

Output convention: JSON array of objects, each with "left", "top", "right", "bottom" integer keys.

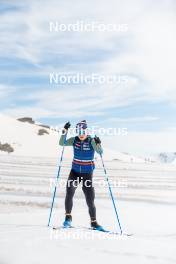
[{"left": 59, "top": 120, "right": 105, "bottom": 231}]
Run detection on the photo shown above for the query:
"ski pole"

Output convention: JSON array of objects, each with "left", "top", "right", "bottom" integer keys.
[
  {"left": 47, "top": 132, "right": 67, "bottom": 227},
  {"left": 100, "top": 153, "right": 123, "bottom": 235}
]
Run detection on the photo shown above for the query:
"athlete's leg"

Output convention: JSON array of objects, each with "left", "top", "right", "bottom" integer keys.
[
  {"left": 82, "top": 172, "right": 96, "bottom": 220},
  {"left": 65, "top": 169, "right": 79, "bottom": 215}
]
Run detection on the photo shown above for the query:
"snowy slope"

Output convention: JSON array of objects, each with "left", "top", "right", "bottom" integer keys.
[
  {"left": 1, "top": 201, "right": 176, "bottom": 264},
  {"left": 0, "top": 154, "right": 176, "bottom": 264},
  {"left": 0, "top": 113, "right": 59, "bottom": 157},
  {"left": 0, "top": 114, "right": 145, "bottom": 162},
  {"left": 0, "top": 122, "right": 176, "bottom": 264}
]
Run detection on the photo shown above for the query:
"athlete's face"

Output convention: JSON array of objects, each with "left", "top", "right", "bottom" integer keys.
[
  {"left": 77, "top": 127, "right": 88, "bottom": 141},
  {"left": 79, "top": 134, "right": 87, "bottom": 141}
]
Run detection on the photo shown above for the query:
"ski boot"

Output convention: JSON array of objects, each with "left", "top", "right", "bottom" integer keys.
[
  {"left": 63, "top": 214, "right": 72, "bottom": 228},
  {"left": 91, "top": 220, "right": 106, "bottom": 232}
]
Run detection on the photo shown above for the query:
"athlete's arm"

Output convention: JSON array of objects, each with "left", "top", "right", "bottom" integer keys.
[
  {"left": 91, "top": 138, "right": 103, "bottom": 155},
  {"left": 59, "top": 133, "right": 75, "bottom": 146},
  {"left": 59, "top": 122, "right": 74, "bottom": 146}
]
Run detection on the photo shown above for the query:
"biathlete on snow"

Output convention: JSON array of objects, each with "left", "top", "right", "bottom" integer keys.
[{"left": 59, "top": 120, "right": 105, "bottom": 231}]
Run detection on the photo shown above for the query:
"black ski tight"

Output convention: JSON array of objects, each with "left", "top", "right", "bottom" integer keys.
[{"left": 65, "top": 169, "right": 96, "bottom": 220}]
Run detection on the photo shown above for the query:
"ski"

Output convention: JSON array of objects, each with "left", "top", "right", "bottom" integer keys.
[
  {"left": 52, "top": 226, "right": 132, "bottom": 236},
  {"left": 53, "top": 225, "right": 73, "bottom": 230},
  {"left": 83, "top": 226, "right": 133, "bottom": 236}
]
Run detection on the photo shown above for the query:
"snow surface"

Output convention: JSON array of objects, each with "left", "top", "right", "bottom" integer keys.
[
  {"left": 1, "top": 114, "right": 176, "bottom": 263},
  {"left": 0, "top": 154, "right": 176, "bottom": 264}
]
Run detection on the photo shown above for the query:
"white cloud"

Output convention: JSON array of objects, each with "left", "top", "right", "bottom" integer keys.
[
  {"left": 1, "top": 0, "right": 176, "bottom": 154},
  {"left": 103, "top": 131, "right": 176, "bottom": 155},
  {"left": 21, "top": 1, "right": 176, "bottom": 99},
  {"left": 1, "top": 0, "right": 176, "bottom": 105},
  {"left": 2, "top": 105, "right": 104, "bottom": 120},
  {"left": 106, "top": 116, "right": 159, "bottom": 123},
  {"left": 99, "top": 3, "right": 176, "bottom": 103}
]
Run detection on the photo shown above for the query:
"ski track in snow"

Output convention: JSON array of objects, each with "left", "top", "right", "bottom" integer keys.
[
  {"left": 1, "top": 155, "right": 176, "bottom": 206},
  {"left": 0, "top": 155, "right": 176, "bottom": 264}
]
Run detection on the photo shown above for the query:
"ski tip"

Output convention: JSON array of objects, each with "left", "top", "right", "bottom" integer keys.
[
  {"left": 52, "top": 226, "right": 74, "bottom": 230},
  {"left": 106, "top": 231, "right": 133, "bottom": 236},
  {"left": 122, "top": 233, "right": 133, "bottom": 236}
]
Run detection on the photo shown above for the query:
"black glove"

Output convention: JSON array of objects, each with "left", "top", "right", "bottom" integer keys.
[
  {"left": 64, "top": 122, "right": 71, "bottom": 130},
  {"left": 94, "top": 136, "right": 101, "bottom": 145}
]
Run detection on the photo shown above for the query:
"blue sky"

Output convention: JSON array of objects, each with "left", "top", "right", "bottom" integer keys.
[{"left": 0, "top": 0, "right": 176, "bottom": 154}]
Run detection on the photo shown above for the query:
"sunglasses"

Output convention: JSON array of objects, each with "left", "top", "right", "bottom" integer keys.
[{"left": 76, "top": 128, "right": 87, "bottom": 135}]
